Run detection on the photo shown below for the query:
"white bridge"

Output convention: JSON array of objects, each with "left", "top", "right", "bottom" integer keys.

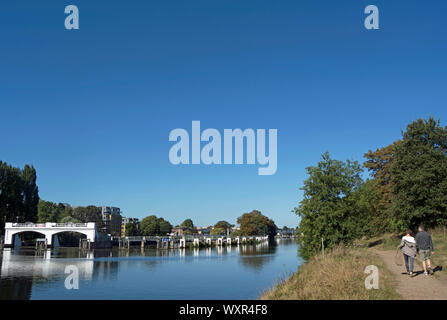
[{"left": 4, "top": 222, "right": 96, "bottom": 247}]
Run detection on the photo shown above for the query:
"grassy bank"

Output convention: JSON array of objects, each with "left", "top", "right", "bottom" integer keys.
[
  {"left": 355, "top": 227, "right": 447, "bottom": 275},
  {"left": 261, "top": 246, "right": 401, "bottom": 300},
  {"left": 431, "top": 228, "right": 447, "bottom": 273}
]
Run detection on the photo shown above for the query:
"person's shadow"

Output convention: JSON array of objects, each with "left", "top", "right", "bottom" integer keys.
[
  {"left": 402, "top": 266, "right": 443, "bottom": 277},
  {"left": 433, "top": 266, "right": 443, "bottom": 273}
]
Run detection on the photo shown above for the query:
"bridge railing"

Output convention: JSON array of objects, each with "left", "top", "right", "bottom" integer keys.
[
  {"left": 6, "top": 222, "right": 92, "bottom": 228},
  {"left": 54, "top": 223, "right": 88, "bottom": 228},
  {"left": 9, "top": 223, "right": 41, "bottom": 227}
]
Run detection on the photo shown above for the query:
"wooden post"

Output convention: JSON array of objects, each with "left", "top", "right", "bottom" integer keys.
[{"left": 321, "top": 238, "right": 324, "bottom": 258}]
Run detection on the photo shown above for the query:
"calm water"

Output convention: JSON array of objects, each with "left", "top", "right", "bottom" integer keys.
[{"left": 0, "top": 239, "right": 301, "bottom": 300}]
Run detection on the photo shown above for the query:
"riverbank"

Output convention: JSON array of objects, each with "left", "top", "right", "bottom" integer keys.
[
  {"left": 261, "top": 246, "right": 401, "bottom": 300},
  {"left": 262, "top": 228, "right": 447, "bottom": 300}
]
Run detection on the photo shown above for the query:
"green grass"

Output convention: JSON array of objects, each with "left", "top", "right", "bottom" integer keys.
[{"left": 261, "top": 246, "right": 401, "bottom": 300}]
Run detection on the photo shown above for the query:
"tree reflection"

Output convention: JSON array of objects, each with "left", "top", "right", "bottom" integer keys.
[{"left": 237, "top": 241, "right": 278, "bottom": 271}]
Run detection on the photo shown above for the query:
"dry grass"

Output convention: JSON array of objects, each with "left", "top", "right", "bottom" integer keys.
[
  {"left": 261, "top": 246, "right": 401, "bottom": 300},
  {"left": 429, "top": 227, "right": 447, "bottom": 275}
]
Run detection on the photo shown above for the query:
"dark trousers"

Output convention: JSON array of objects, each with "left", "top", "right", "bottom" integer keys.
[{"left": 403, "top": 254, "right": 414, "bottom": 272}]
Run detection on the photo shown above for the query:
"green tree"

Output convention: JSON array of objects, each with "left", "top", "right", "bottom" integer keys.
[
  {"left": 210, "top": 227, "right": 226, "bottom": 235},
  {"left": 364, "top": 141, "right": 400, "bottom": 232},
  {"left": 295, "top": 152, "right": 368, "bottom": 259},
  {"left": 0, "top": 161, "right": 39, "bottom": 231},
  {"left": 59, "top": 215, "right": 81, "bottom": 224},
  {"left": 125, "top": 222, "right": 137, "bottom": 236},
  {"left": 21, "top": 165, "right": 39, "bottom": 223},
  {"left": 140, "top": 215, "right": 173, "bottom": 236},
  {"left": 58, "top": 204, "right": 73, "bottom": 221},
  {"left": 37, "top": 200, "right": 61, "bottom": 223},
  {"left": 237, "top": 210, "right": 277, "bottom": 237},
  {"left": 214, "top": 220, "right": 231, "bottom": 230},
  {"left": 159, "top": 219, "right": 173, "bottom": 235},
  {"left": 390, "top": 117, "right": 447, "bottom": 230},
  {"left": 180, "top": 218, "right": 194, "bottom": 229},
  {"left": 140, "top": 215, "right": 159, "bottom": 235},
  {"left": 72, "top": 206, "right": 102, "bottom": 225}
]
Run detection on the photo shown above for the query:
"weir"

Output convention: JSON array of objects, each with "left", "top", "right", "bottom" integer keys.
[{"left": 4, "top": 222, "right": 96, "bottom": 248}]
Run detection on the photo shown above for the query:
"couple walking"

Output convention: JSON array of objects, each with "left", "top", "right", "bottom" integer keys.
[{"left": 398, "top": 226, "right": 435, "bottom": 277}]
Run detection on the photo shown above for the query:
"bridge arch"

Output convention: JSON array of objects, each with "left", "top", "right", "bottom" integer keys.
[
  {"left": 51, "top": 230, "right": 89, "bottom": 247},
  {"left": 9, "top": 230, "right": 46, "bottom": 247}
]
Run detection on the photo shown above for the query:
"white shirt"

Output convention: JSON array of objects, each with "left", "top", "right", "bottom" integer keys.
[{"left": 402, "top": 235, "right": 416, "bottom": 243}]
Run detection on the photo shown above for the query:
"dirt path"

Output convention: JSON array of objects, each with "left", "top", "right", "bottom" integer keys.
[{"left": 375, "top": 249, "right": 447, "bottom": 300}]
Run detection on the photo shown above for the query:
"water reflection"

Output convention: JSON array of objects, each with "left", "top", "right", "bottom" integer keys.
[
  {"left": 1, "top": 249, "right": 94, "bottom": 280},
  {"left": 0, "top": 240, "right": 300, "bottom": 300}
]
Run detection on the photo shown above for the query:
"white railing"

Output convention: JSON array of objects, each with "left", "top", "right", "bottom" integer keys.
[{"left": 7, "top": 222, "right": 92, "bottom": 228}]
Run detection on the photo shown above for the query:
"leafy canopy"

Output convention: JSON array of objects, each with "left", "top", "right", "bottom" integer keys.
[
  {"left": 295, "top": 152, "right": 372, "bottom": 259},
  {"left": 140, "top": 215, "right": 173, "bottom": 236},
  {"left": 237, "top": 210, "right": 277, "bottom": 237}
]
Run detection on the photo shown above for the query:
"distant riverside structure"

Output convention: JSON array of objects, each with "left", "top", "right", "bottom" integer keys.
[
  {"left": 170, "top": 226, "right": 210, "bottom": 236},
  {"left": 121, "top": 217, "right": 140, "bottom": 237},
  {"left": 277, "top": 228, "right": 297, "bottom": 237},
  {"left": 100, "top": 206, "right": 122, "bottom": 236}
]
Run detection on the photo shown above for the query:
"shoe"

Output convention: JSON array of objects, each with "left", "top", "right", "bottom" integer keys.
[{"left": 424, "top": 271, "right": 428, "bottom": 276}]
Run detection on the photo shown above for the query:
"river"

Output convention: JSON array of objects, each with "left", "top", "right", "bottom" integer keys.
[{"left": 0, "top": 239, "right": 301, "bottom": 300}]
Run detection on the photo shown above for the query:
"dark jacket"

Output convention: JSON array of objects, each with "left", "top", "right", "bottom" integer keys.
[{"left": 416, "top": 231, "right": 434, "bottom": 251}]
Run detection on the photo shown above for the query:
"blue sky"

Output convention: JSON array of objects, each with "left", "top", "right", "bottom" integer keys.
[{"left": 1, "top": 1, "right": 446, "bottom": 228}]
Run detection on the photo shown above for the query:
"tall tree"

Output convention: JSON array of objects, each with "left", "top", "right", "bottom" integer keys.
[
  {"left": 21, "top": 165, "right": 39, "bottom": 223},
  {"left": 0, "top": 161, "right": 39, "bottom": 231},
  {"left": 295, "top": 152, "right": 368, "bottom": 259},
  {"left": 364, "top": 141, "right": 400, "bottom": 232},
  {"left": 390, "top": 117, "right": 447, "bottom": 230}
]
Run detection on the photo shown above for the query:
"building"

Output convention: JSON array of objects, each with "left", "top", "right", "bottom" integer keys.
[
  {"left": 121, "top": 217, "right": 140, "bottom": 237},
  {"left": 196, "top": 227, "right": 210, "bottom": 235},
  {"left": 170, "top": 226, "right": 210, "bottom": 236},
  {"left": 171, "top": 227, "right": 185, "bottom": 236},
  {"left": 100, "top": 206, "right": 122, "bottom": 236}
]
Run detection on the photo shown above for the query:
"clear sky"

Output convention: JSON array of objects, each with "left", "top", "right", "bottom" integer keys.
[{"left": 1, "top": 1, "right": 446, "bottom": 228}]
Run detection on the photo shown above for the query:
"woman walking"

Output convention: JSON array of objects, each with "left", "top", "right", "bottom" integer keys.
[{"left": 398, "top": 229, "right": 417, "bottom": 277}]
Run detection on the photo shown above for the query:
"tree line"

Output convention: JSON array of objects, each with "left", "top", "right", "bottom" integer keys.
[
  {"left": 37, "top": 200, "right": 105, "bottom": 230},
  {"left": 135, "top": 210, "right": 278, "bottom": 237},
  {"left": 296, "top": 117, "right": 447, "bottom": 259}
]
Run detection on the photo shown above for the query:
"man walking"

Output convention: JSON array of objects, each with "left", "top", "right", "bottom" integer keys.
[{"left": 415, "top": 225, "right": 435, "bottom": 275}]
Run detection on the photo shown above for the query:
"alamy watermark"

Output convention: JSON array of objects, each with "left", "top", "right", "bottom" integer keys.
[
  {"left": 64, "top": 265, "right": 79, "bottom": 290},
  {"left": 364, "top": 265, "right": 379, "bottom": 290},
  {"left": 169, "top": 121, "right": 277, "bottom": 175},
  {"left": 63, "top": 4, "right": 379, "bottom": 31}
]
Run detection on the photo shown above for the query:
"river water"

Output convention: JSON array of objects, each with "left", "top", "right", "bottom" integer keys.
[{"left": 0, "top": 239, "right": 301, "bottom": 300}]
